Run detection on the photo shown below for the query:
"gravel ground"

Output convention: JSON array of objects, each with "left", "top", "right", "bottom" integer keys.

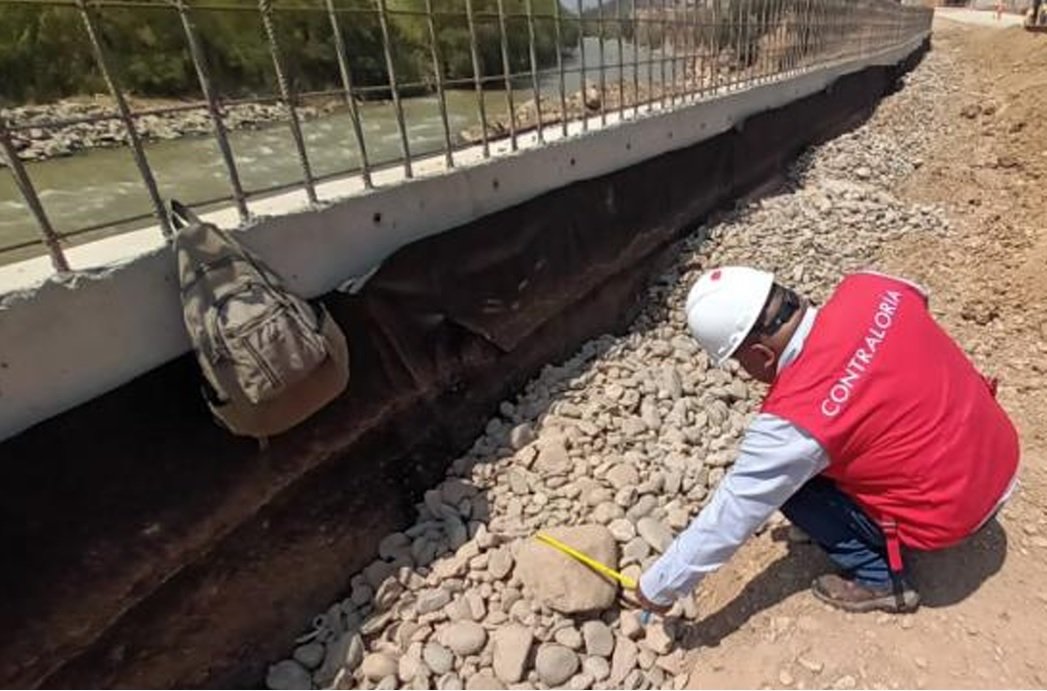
[{"left": 263, "top": 42, "right": 955, "bottom": 691}]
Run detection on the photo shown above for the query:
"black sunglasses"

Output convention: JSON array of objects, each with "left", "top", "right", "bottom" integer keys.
[{"left": 753, "top": 286, "right": 801, "bottom": 338}]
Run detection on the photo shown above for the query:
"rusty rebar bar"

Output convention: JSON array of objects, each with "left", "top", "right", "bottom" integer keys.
[
  {"left": 173, "top": 0, "right": 249, "bottom": 223},
  {"left": 425, "top": 0, "right": 455, "bottom": 167},
  {"left": 524, "top": 0, "right": 544, "bottom": 145},
  {"left": 463, "top": 0, "right": 490, "bottom": 158},
  {"left": 326, "top": 0, "right": 373, "bottom": 188},
  {"left": 76, "top": 0, "right": 172, "bottom": 236},
  {"left": 375, "top": 0, "right": 413, "bottom": 177},
  {"left": 496, "top": 0, "right": 517, "bottom": 151},
  {"left": 0, "top": 122, "right": 70, "bottom": 273},
  {"left": 258, "top": 0, "right": 318, "bottom": 203}
]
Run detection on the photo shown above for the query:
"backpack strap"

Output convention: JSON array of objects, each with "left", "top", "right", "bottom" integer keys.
[{"left": 168, "top": 199, "right": 203, "bottom": 232}]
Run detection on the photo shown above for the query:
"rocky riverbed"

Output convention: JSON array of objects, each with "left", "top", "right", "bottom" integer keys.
[
  {"left": 261, "top": 46, "right": 951, "bottom": 691},
  {"left": 0, "top": 97, "right": 337, "bottom": 164},
  {"left": 0, "top": 52, "right": 757, "bottom": 166}
]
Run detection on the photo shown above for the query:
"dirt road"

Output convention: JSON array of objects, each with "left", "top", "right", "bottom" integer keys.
[
  {"left": 684, "top": 18, "right": 1047, "bottom": 690},
  {"left": 936, "top": 7, "right": 1025, "bottom": 28}
]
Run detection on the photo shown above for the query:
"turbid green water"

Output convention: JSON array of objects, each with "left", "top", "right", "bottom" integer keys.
[{"left": 0, "top": 38, "right": 668, "bottom": 259}]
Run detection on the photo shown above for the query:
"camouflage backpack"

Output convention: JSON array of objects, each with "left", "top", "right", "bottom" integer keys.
[{"left": 169, "top": 200, "right": 349, "bottom": 439}]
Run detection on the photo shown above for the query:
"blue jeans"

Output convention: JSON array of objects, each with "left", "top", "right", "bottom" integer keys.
[{"left": 781, "top": 476, "right": 894, "bottom": 588}]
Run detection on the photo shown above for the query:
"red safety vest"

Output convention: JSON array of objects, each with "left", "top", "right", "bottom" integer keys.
[{"left": 763, "top": 273, "right": 1019, "bottom": 569}]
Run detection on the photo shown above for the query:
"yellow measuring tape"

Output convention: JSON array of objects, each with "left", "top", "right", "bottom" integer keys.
[{"left": 535, "top": 532, "right": 637, "bottom": 590}]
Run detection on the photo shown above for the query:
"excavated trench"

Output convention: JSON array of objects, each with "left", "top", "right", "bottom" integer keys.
[{"left": 0, "top": 43, "right": 927, "bottom": 689}]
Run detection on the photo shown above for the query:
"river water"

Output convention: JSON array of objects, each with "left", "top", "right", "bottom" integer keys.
[{"left": 1, "top": 37, "right": 668, "bottom": 258}]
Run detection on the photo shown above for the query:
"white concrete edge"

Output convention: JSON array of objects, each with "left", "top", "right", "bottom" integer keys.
[{"left": 0, "top": 34, "right": 928, "bottom": 442}]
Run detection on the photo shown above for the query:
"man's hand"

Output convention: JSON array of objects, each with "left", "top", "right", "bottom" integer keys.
[{"left": 631, "top": 584, "right": 672, "bottom": 615}]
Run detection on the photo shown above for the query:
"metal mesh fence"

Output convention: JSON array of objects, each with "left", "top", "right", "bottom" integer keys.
[{"left": 0, "top": 0, "right": 931, "bottom": 274}]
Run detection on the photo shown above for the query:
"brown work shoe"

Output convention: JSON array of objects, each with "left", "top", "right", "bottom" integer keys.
[{"left": 812, "top": 574, "right": 920, "bottom": 613}]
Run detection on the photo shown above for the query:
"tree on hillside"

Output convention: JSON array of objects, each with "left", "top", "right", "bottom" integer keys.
[{"left": 0, "top": 0, "right": 579, "bottom": 104}]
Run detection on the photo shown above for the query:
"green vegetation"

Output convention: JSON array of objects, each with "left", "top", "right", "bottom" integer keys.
[{"left": 0, "top": 0, "right": 579, "bottom": 104}]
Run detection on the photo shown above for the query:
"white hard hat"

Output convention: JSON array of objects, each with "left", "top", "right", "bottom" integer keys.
[{"left": 685, "top": 266, "right": 774, "bottom": 366}]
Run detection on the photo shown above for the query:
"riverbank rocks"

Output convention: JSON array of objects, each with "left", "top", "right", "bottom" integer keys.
[
  {"left": 438, "top": 621, "right": 487, "bottom": 657},
  {"left": 361, "top": 653, "right": 398, "bottom": 681},
  {"left": 423, "top": 642, "right": 454, "bottom": 675},
  {"left": 492, "top": 624, "right": 533, "bottom": 683},
  {"left": 266, "top": 43, "right": 954, "bottom": 690},
  {"left": 534, "top": 437, "right": 571, "bottom": 476},
  {"left": 637, "top": 516, "right": 674, "bottom": 553},
  {"left": 266, "top": 660, "right": 311, "bottom": 690},
  {"left": 610, "top": 636, "right": 639, "bottom": 685},
  {"left": 1, "top": 98, "right": 327, "bottom": 164},
  {"left": 582, "top": 620, "right": 615, "bottom": 657},
  {"left": 517, "top": 525, "right": 619, "bottom": 613}
]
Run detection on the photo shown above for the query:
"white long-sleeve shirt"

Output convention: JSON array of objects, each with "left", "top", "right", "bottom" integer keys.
[
  {"left": 640, "top": 275, "right": 1016, "bottom": 606},
  {"left": 639, "top": 306, "right": 827, "bottom": 606}
]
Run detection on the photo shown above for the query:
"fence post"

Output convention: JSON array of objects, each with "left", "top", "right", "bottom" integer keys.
[
  {"left": 616, "top": 0, "right": 625, "bottom": 119},
  {"left": 326, "top": 0, "right": 374, "bottom": 189},
  {"left": 552, "top": 0, "right": 569, "bottom": 138},
  {"left": 258, "top": 0, "right": 319, "bottom": 203},
  {"left": 631, "top": 0, "right": 641, "bottom": 116},
  {"left": 0, "top": 122, "right": 70, "bottom": 273},
  {"left": 463, "top": 0, "right": 490, "bottom": 158},
  {"left": 75, "top": 0, "right": 172, "bottom": 237},
  {"left": 524, "top": 0, "right": 544, "bottom": 144},
  {"left": 495, "top": 0, "right": 518, "bottom": 151},
  {"left": 375, "top": 0, "right": 413, "bottom": 177},
  {"left": 173, "top": 0, "right": 249, "bottom": 223},
  {"left": 424, "top": 0, "right": 455, "bottom": 167},
  {"left": 576, "top": 0, "right": 588, "bottom": 132}
]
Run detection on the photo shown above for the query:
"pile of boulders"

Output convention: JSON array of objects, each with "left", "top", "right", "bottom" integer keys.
[
  {"left": 1, "top": 98, "right": 327, "bottom": 163},
  {"left": 265, "top": 45, "right": 953, "bottom": 691}
]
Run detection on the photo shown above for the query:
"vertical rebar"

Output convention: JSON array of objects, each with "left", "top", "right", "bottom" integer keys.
[
  {"left": 258, "top": 0, "right": 318, "bottom": 203},
  {"left": 711, "top": 0, "right": 723, "bottom": 94},
  {"left": 659, "top": 0, "right": 668, "bottom": 108},
  {"left": 576, "top": 0, "right": 588, "bottom": 132},
  {"left": 615, "top": 0, "right": 625, "bottom": 120},
  {"left": 740, "top": 0, "right": 751, "bottom": 84},
  {"left": 0, "top": 124, "right": 69, "bottom": 273},
  {"left": 695, "top": 0, "right": 705, "bottom": 95},
  {"left": 425, "top": 0, "right": 455, "bottom": 167},
  {"left": 495, "top": 0, "right": 517, "bottom": 151},
  {"left": 524, "top": 0, "right": 543, "bottom": 144},
  {"left": 681, "top": 0, "right": 690, "bottom": 100},
  {"left": 375, "top": 0, "right": 413, "bottom": 177},
  {"left": 646, "top": 0, "right": 654, "bottom": 107},
  {"left": 763, "top": 0, "right": 772, "bottom": 80},
  {"left": 631, "top": 0, "right": 640, "bottom": 116},
  {"left": 733, "top": 0, "right": 743, "bottom": 89},
  {"left": 800, "top": 0, "right": 810, "bottom": 69},
  {"left": 552, "top": 0, "right": 568, "bottom": 138},
  {"left": 326, "top": 0, "right": 373, "bottom": 188},
  {"left": 686, "top": 0, "right": 696, "bottom": 100},
  {"left": 174, "top": 0, "right": 248, "bottom": 222},
  {"left": 75, "top": 0, "right": 172, "bottom": 236},
  {"left": 773, "top": 0, "right": 781, "bottom": 75},
  {"left": 809, "top": 0, "right": 817, "bottom": 66},
  {"left": 668, "top": 0, "right": 677, "bottom": 107},
  {"left": 464, "top": 0, "right": 490, "bottom": 158},
  {"left": 596, "top": 0, "right": 606, "bottom": 126},
  {"left": 678, "top": 0, "right": 686, "bottom": 99},
  {"left": 778, "top": 0, "right": 787, "bottom": 76}
]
